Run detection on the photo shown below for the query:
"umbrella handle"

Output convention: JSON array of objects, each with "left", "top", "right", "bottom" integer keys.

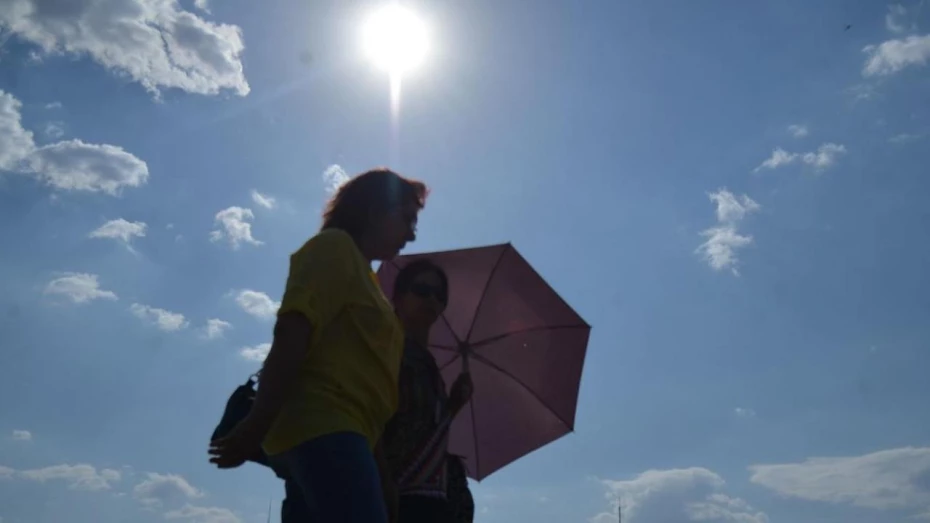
[{"left": 461, "top": 350, "right": 470, "bottom": 374}]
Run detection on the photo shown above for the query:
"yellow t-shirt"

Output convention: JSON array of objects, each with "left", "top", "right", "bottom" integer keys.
[{"left": 262, "top": 229, "right": 405, "bottom": 455}]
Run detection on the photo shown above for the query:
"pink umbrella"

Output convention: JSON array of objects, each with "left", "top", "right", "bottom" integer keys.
[{"left": 377, "top": 244, "right": 590, "bottom": 480}]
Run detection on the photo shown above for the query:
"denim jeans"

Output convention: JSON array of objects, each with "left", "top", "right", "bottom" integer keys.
[
  {"left": 269, "top": 432, "right": 387, "bottom": 523},
  {"left": 399, "top": 495, "right": 452, "bottom": 523}
]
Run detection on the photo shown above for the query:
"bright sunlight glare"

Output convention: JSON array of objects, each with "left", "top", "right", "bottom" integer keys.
[{"left": 362, "top": 4, "right": 429, "bottom": 76}]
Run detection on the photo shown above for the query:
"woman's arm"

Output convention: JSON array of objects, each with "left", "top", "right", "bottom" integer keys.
[
  {"left": 209, "top": 312, "right": 313, "bottom": 468},
  {"left": 245, "top": 312, "right": 313, "bottom": 432}
]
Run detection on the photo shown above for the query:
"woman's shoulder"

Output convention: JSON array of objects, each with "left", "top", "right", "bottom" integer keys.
[
  {"left": 291, "top": 228, "right": 361, "bottom": 262},
  {"left": 304, "top": 228, "right": 355, "bottom": 250}
]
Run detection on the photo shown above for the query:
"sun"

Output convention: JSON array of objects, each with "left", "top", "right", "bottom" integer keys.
[{"left": 362, "top": 4, "right": 429, "bottom": 77}]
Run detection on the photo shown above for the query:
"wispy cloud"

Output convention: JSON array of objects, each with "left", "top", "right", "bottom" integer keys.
[
  {"left": 846, "top": 83, "right": 880, "bottom": 102},
  {"left": 863, "top": 34, "right": 930, "bottom": 77},
  {"left": 201, "top": 319, "right": 232, "bottom": 340},
  {"left": 801, "top": 143, "right": 847, "bottom": 170},
  {"left": 89, "top": 218, "right": 147, "bottom": 246},
  {"left": 754, "top": 143, "right": 846, "bottom": 173},
  {"left": 750, "top": 446, "right": 930, "bottom": 518},
  {"left": 233, "top": 290, "right": 279, "bottom": 320},
  {"left": 696, "top": 189, "right": 760, "bottom": 276},
  {"left": 130, "top": 303, "right": 189, "bottom": 332},
  {"left": 164, "top": 505, "right": 243, "bottom": 523},
  {"left": 886, "top": 4, "right": 915, "bottom": 34},
  {"left": 43, "top": 121, "right": 64, "bottom": 139},
  {"left": 250, "top": 190, "right": 276, "bottom": 209},
  {"left": 240, "top": 343, "right": 271, "bottom": 362},
  {"left": 709, "top": 190, "right": 761, "bottom": 223},
  {"left": 592, "top": 468, "right": 767, "bottom": 523},
  {"left": 734, "top": 407, "right": 756, "bottom": 418},
  {"left": 133, "top": 473, "right": 203, "bottom": 508},
  {"left": 11, "top": 430, "right": 32, "bottom": 441},
  {"left": 18, "top": 464, "right": 121, "bottom": 491},
  {"left": 787, "top": 124, "right": 809, "bottom": 138},
  {"left": 193, "top": 0, "right": 211, "bottom": 14},
  {"left": 754, "top": 148, "right": 798, "bottom": 172},
  {"left": 889, "top": 132, "right": 923, "bottom": 144},
  {"left": 44, "top": 273, "right": 118, "bottom": 304},
  {"left": 44, "top": 101, "right": 62, "bottom": 110},
  {"left": 209, "top": 207, "right": 262, "bottom": 249},
  {"left": 323, "top": 164, "right": 350, "bottom": 194}
]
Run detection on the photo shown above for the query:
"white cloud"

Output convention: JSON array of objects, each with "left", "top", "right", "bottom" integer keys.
[
  {"left": 133, "top": 473, "right": 203, "bottom": 507},
  {"left": 863, "top": 34, "right": 930, "bottom": 77},
  {"left": 210, "top": 207, "right": 261, "bottom": 248},
  {"left": 886, "top": 4, "right": 913, "bottom": 34},
  {"left": 19, "top": 464, "right": 121, "bottom": 491},
  {"left": 697, "top": 227, "right": 754, "bottom": 275},
  {"left": 43, "top": 121, "right": 64, "bottom": 139},
  {"left": 45, "top": 101, "right": 62, "bottom": 109},
  {"left": 0, "top": 0, "right": 249, "bottom": 97},
  {"left": 240, "top": 343, "right": 271, "bottom": 362},
  {"left": 130, "top": 303, "right": 189, "bottom": 331},
  {"left": 233, "top": 290, "right": 279, "bottom": 320},
  {"left": 889, "top": 132, "right": 923, "bottom": 144},
  {"left": 754, "top": 147, "right": 798, "bottom": 172},
  {"left": 250, "top": 189, "right": 276, "bottom": 209},
  {"left": 11, "top": 430, "right": 32, "bottom": 441},
  {"left": 592, "top": 468, "right": 767, "bottom": 523},
  {"left": 0, "top": 90, "right": 35, "bottom": 172},
  {"left": 0, "top": 465, "right": 13, "bottom": 480},
  {"left": 697, "top": 189, "right": 760, "bottom": 276},
  {"left": 323, "top": 164, "right": 350, "bottom": 194},
  {"left": 165, "top": 504, "right": 243, "bottom": 523},
  {"left": 709, "top": 191, "right": 760, "bottom": 224},
  {"left": 846, "top": 83, "right": 879, "bottom": 102},
  {"left": 44, "top": 272, "right": 118, "bottom": 304},
  {"left": 202, "top": 319, "right": 232, "bottom": 340},
  {"left": 89, "top": 218, "right": 148, "bottom": 245},
  {"left": 193, "top": 0, "right": 211, "bottom": 14},
  {"left": 787, "top": 124, "right": 809, "bottom": 138},
  {"left": 800, "top": 143, "right": 847, "bottom": 171},
  {"left": 734, "top": 407, "right": 756, "bottom": 418},
  {"left": 28, "top": 139, "right": 150, "bottom": 194},
  {"left": 1, "top": 90, "right": 150, "bottom": 194},
  {"left": 754, "top": 143, "right": 846, "bottom": 173},
  {"left": 750, "top": 446, "right": 930, "bottom": 517}
]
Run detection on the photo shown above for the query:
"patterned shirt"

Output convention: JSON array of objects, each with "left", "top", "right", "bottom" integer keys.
[{"left": 382, "top": 339, "right": 453, "bottom": 498}]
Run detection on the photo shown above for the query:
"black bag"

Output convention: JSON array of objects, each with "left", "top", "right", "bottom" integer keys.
[{"left": 211, "top": 373, "right": 270, "bottom": 468}]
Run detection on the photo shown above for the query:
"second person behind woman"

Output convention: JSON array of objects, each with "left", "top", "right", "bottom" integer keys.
[{"left": 382, "top": 259, "right": 475, "bottom": 522}]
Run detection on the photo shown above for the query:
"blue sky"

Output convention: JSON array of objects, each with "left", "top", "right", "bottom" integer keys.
[{"left": 2, "top": 0, "right": 930, "bottom": 522}]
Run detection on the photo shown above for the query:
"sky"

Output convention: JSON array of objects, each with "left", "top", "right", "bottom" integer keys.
[{"left": 1, "top": 0, "right": 930, "bottom": 522}]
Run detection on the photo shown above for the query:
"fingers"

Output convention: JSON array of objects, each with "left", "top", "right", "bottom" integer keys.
[
  {"left": 209, "top": 455, "right": 246, "bottom": 469},
  {"left": 207, "top": 436, "right": 248, "bottom": 469}
]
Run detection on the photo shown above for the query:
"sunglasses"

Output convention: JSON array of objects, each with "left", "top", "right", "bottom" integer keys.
[{"left": 409, "top": 282, "right": 447, "bottom": 305}]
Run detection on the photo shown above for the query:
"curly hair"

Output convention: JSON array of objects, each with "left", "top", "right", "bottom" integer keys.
[{"left": 321, "top": 167, "right": 428, "bottom": 240}]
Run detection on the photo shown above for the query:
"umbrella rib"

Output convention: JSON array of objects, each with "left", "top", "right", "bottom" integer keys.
[
  {"left": 467, "top": 324, "right": 590, "bottom": 350},
  {"left": 469, "top": 352, "right": 574, "bottom": 432},
  {"left": 462, "top": 245, "right": 510, "bottom": 345},
  {"left": 436, "top": 308, "right": 464, "bottom": 348},
  {"left": 437, "top": 353, "right": 462, "bottom": 372}
]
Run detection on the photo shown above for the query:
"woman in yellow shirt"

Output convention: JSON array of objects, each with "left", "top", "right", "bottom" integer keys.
[{"left": 209, "top": 168, "right": 427, "bottom": 523}]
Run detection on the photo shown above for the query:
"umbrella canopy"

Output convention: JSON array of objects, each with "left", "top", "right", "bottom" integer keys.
[{"left": 378, "top": 243, "right": 590, "bottom": 480}]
